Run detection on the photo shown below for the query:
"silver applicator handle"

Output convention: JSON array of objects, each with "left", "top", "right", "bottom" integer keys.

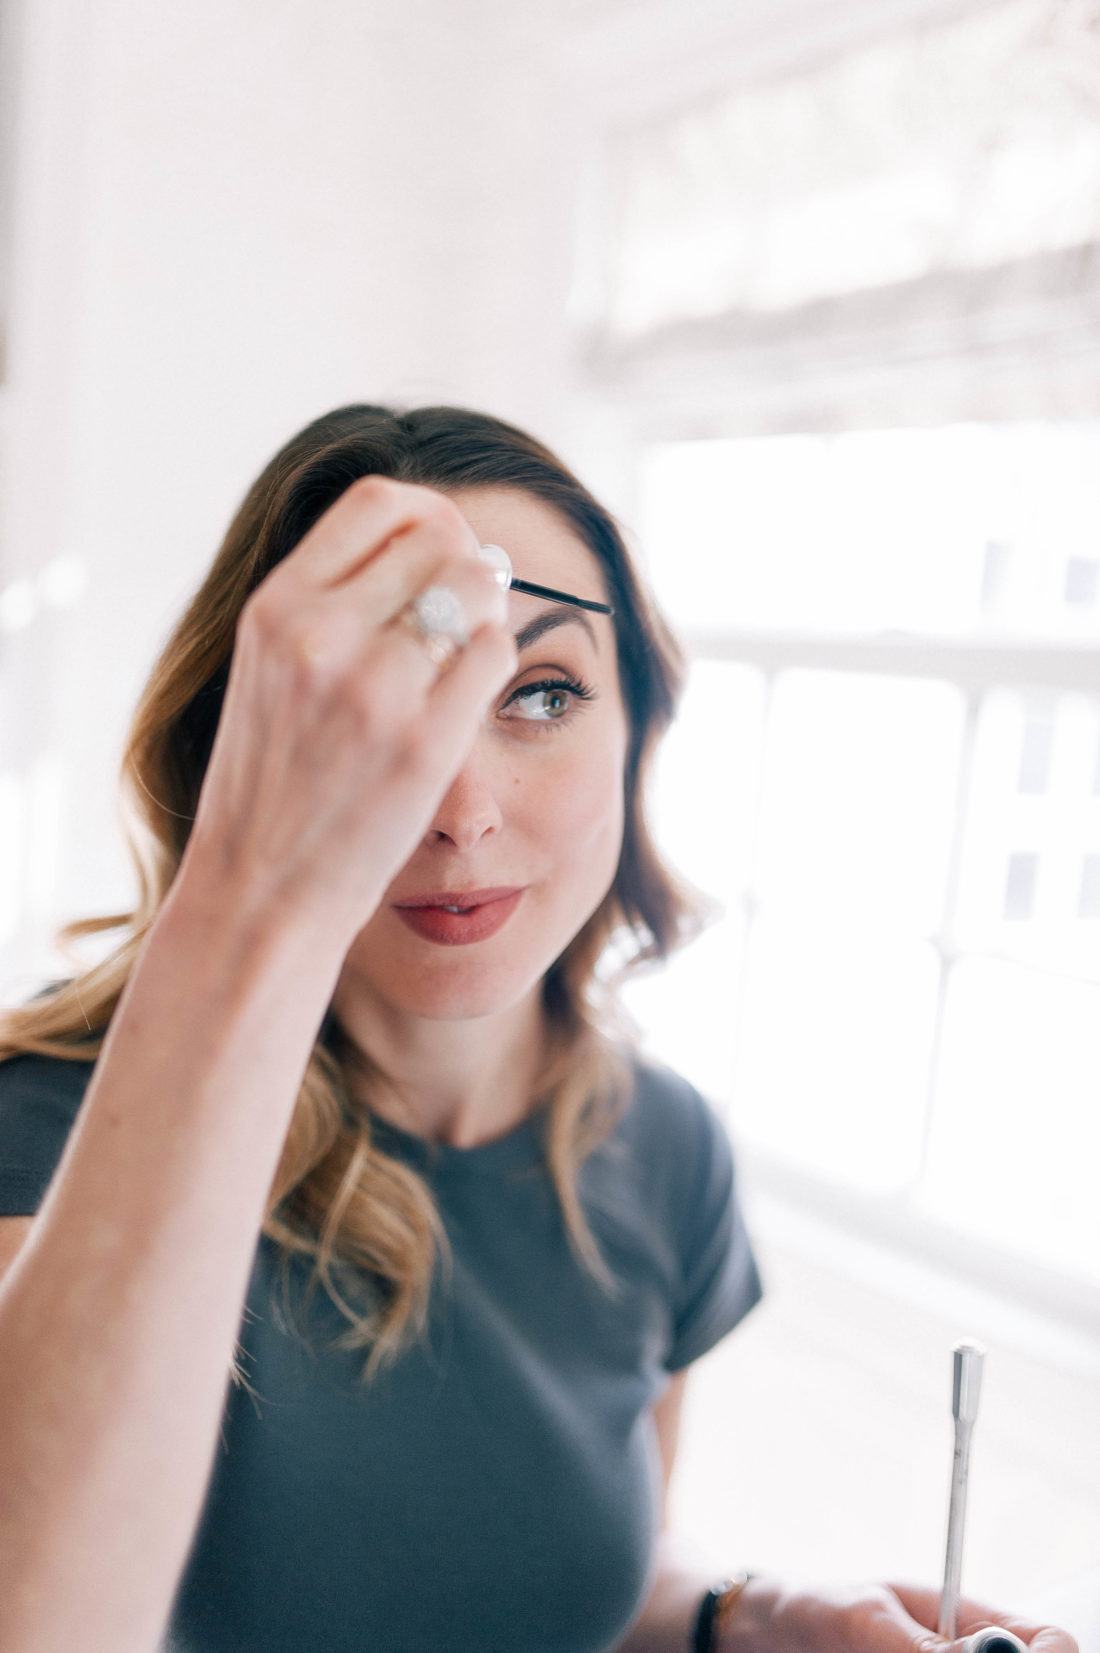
[{"left": 939, "top": 1339, "right": 1027, "bottom": 1652}]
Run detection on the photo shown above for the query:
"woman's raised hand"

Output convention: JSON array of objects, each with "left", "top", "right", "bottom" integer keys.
[
  {"left": 179, "top": 476, "right": 518, "bottom": 945},
  {"left": 723, "top": 1578, "right": 1080, "bottom": 1653}
]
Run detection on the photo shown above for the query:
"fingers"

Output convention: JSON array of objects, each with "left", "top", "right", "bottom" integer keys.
[
  {"left": 331, "top": 565, "right": 512, "bottom": 731},
  {"left": 414, "top": 620, "right": 519, "bottom": 773},
  {"left": 766, "top": 1579, "right": 938, "bottom": 1652},
  {"left": 884, "top": 1583, "right": 1080, "bottom": 1653},
  {"left": 279, "top": 476, "right": 478, "bottom": 593},
  {"left": 745, "top": 1577, "right": 1081, "bottom": 1653},
  {"left": 290, "top": 551, "right": 508, "bottom": 696},
  {"left": 852, "top": 1582, "right": 953, "bottom": 1651},
  {"left": 362, "top": 541, "right": 505, "bottom": 637},
  {"left": 887, "top": 1582, "right": 995, "bottom": 1631},
  {"left": 253, "top": 475, "right": 502, "bottom": 689}
]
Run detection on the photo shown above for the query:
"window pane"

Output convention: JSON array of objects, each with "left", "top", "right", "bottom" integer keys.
[
  {"left": 641, "top": 424, "right": 1100, "bottom": 640},
  {"left": 1003, "top": 852, "right": 1039, "bottom": 922},
  {"left": 955, "top": 689, "right": 1100, "bottom": 980},
  {"left": 755, "top": 670, "right": 964, "bottom": 932},
  {"left": 732, "top": 922, "right": 939, "bottom": 1192},
  {"left": 647, "top": 658, "right": 767, "bottom": 905},
  {"left": 618, "top": 916, "right": 746, "bottom": 1105},
  {"left": 921, "top": 958, "right": 1100, "bottom": 1286},
  {"left": 1079, "top": 855, "right": 1100, "bottom": 920}
]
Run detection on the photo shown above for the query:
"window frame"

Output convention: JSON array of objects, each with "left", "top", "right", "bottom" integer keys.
[{"left": 616, "top": 440, "right": 1100, "bottom": 1343}]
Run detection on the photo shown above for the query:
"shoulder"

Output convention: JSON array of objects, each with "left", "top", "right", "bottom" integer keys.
[
  {"left": 601, "top": 1048, "right": 737, "bottom": 1213},
  {"left": 617, "top": 1050, "right": 731, "bottom": 1162},
  {"left": 590, "top": 1049, "right": 764, "bottom": 1366}
]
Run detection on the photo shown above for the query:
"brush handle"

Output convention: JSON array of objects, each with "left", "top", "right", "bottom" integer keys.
[
  {"left": 938, "top": 1345, "right": 1027, "bottom": 1652},
  {"left": 940, "top": 1341, "right": 985, "bottom": 1639}
]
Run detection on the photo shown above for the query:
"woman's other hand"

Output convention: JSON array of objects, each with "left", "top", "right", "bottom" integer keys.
[{"left": 723, "top": 1576, "right": 1080, "bottom": 1653}]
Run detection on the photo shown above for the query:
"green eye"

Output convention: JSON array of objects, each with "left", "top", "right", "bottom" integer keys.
[
  {"left": 501, "top": 674, "right": 597, "bottom": 728},
  {"left": 509, "top": 684, "right": 569, "bottom": 717}
]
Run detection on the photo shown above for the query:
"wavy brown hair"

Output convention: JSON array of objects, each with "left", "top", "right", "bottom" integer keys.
[{"left": 0, "top": 404, "right": 716, "bottom": 1384}]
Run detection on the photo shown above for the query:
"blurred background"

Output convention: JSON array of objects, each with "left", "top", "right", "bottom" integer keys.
[{"left": 0, "top": 0, "right": 1097, "bottom": 1645}]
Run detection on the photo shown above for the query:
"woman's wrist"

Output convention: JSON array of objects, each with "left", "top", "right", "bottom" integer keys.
[
  {"left": 692, "top": 1572, "right": 754, "bottom": 1653},
  {"left": 710, "top": 1573, "right": 775, "bottom": 1653},
  {"left": 170, "top": 836, "right": 362, "bottom": 975}
]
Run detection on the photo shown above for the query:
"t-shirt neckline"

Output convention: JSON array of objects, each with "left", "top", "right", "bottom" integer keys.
[{"left": 367, "top": 1106, "right": 547, "bottom": 1174}]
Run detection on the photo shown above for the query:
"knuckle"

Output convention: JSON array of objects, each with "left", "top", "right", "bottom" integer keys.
[
  {"left": 837, "top": 1588, "right": 892, "bottom": 1639},
  {"left": 824, "top": 1602, "right": 863, "bottom": 1645},
  {"left": 287, "top": 640, "right": 329, "bottom": 691},
  {"left": 349, "top": 478, "right": 473, "bottom": 556},
  {"left": 239, "top": 586, "right": 281, "bottom": 644},
  {"left": 348, "top": 473, "right": 396, "bottom": 506}
]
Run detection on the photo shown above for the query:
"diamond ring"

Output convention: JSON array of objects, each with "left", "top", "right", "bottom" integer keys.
[{"left": 397, "top": 584, "right": 471, "bottom": 673}]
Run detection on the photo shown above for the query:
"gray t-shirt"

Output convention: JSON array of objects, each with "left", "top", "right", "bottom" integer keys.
[{"left": 0, "top": 1044, "right": 763, "bottom": 1653}]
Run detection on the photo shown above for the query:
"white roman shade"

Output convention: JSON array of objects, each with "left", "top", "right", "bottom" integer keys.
[{"left": 585, "top": 0, "right": 1100, "bottom": 433}]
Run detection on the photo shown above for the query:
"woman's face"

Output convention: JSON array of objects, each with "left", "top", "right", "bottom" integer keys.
[{"left": 336, "top": 485, "right": 631, "bottom": 1023}]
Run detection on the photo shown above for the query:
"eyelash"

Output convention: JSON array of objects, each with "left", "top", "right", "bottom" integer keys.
[{"left": 500, "top": 673, "right": 597, "bottom": 731}]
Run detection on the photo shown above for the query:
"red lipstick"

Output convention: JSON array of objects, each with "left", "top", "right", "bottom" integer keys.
[{"left": 391, "top": 887, "right": 525, "bottom": 947}]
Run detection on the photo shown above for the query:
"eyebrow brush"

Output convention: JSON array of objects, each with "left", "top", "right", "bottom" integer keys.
[
  {"left": 939, "top": 1340, "right": 1026, "bottom": 1653},
  {"left": 477, "top": 543, "right": 615, "bottom": 615}
]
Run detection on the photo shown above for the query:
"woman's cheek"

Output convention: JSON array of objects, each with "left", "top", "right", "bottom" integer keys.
[{"left": 551, "top": 744, "right": 625, "bottom": 860}]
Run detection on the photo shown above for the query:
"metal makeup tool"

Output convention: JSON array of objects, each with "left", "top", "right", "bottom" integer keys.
[
  {"left": 939, "top": 1339, "right": 1027, "bottom": 1653},
  {"left": 477, "top": 543, "right": 615, "bottom": 616}
]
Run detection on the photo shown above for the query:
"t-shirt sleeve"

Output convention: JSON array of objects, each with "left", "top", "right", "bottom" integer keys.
[
  {"left": 664, "top": 1081, "right": 763, "bottom": 1372},
  {"left": 0, "top": 1053, "right": 95, "bottom": 1216}
]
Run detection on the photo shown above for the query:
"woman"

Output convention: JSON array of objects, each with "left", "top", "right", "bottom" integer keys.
[{"left": 0, "top": 405, "right": 1076, "bottom": 1653}]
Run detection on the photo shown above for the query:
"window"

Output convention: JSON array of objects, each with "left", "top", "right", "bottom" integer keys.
[
  {"left": 603, "top": 0, "right": 1100, "bottom": 338},
  {"left": 621, "top": 422, "right": 1100, "bottom": 1292},
  {"left": 576, "top": 0, "right": 1100, "bottom": 1619}
]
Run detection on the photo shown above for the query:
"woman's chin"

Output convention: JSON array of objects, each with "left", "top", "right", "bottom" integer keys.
[{"left": 373, "top": 965, "right": 542, "bottom": 1025}]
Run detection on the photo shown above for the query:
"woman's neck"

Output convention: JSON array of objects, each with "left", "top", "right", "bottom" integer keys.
[{"left": 333, "top": 985, "right": 550, "bottom": 1150}]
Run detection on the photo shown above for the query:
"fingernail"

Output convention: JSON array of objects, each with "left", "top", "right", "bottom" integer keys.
[{"left": 476, "top": 543, "right": 512, "bottom": 591}]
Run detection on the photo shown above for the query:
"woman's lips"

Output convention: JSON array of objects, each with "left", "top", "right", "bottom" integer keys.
[{"left": 391, "top": 889, "right": 525, "bottom": 947}]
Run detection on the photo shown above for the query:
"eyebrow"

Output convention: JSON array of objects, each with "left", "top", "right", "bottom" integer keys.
[{"left": 513, "top": 607, "right": 599, "bottom": 654}]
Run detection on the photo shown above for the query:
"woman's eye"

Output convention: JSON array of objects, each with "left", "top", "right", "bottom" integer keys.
[
  {"left": 507, "top": 684, "right": 573, "bottom": 722},
  {"left": 499, "top": 676, "right": 596, "bottom": 726}
]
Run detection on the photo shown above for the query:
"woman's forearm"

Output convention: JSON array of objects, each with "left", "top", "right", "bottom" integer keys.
[{"left": 0, "top": 869, "right": 347, "bottom": 1653}]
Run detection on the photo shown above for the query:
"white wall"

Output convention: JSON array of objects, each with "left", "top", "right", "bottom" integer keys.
[
  {"left": 0, "top": 0, "right": 598, "bottom": 987},
  {"left": 0, "top": 0, "right": 996, "bottom": 986}
]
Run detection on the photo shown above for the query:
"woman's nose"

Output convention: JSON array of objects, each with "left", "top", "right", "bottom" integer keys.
[{"left": 426, "top": 757, "right": 504, "bottom": 851}]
